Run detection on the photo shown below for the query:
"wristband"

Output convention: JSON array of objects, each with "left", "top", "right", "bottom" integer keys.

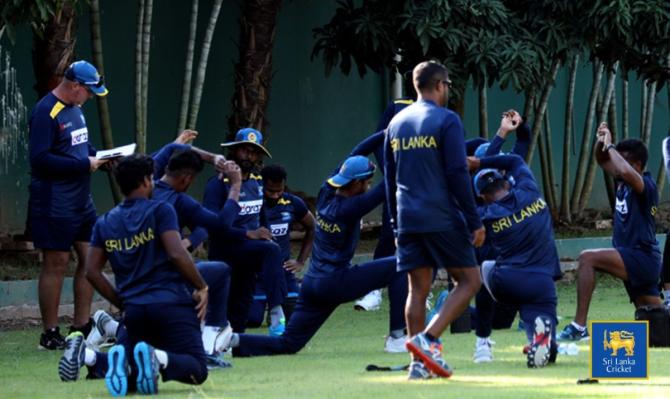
[{"left": 604, "top": 143, "right": 616, "bottom": 152}]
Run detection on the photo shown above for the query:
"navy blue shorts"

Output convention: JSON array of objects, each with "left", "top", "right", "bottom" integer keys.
[
  {"left": 617, "top": 247, "right": 661, "bottom": 302},
  {"left": 397, "top": 230, "right": 477, "bottom": 272},
  {"left": 31, "top": 212, "right": 97, "bottom": 251}
]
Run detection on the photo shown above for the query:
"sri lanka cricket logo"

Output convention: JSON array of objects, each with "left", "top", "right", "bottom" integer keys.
[{"left": 603, "top": 330, "right": 635, "bottom": 356}]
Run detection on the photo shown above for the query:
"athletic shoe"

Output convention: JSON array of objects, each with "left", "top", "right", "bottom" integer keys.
[
  {"left": 405, "top": 333, "right": 453, "bottom": 378},
  {"left": 557, "top": 323, "right": 590, "bottom": 342},
  {"left": 134, "top": 342, "right": 160, "bottom": 395},
  {"left": 663, "top": 298, "right": 670, "bottom": 310},
  {"left": 39, "top": 326, "right": 66, "bottom": 350},
  {"left": 59, "top": 332, "right": 86, "bottom": 381},
  {"left": 268, "top": 318, "right": 286, "bottom": 337},
  {"left": 68, "top": 318, "right": 93, "bottom": 338},
  {"left": 86, "top": 310, "right": 116, "bottom": 351},
  {"left": 384, "top": 335, "right": 408, "bottom": 353},
  {"left": 106, "top": 345, "right": 128, "bottom": 397},
  {"left": 527, "top": 316, "right": 552, "bottom": 368},
  {"left": 205, "top": 354, "right": 233, "bottom": 370},
  {"left": 354, "top": 290, "right": 382, "bottom": 311},
  {"left": 202, "top": 324, "right": 233, "bottom": 355},
  {"left": 473, "top": 338, "right": 493, "bottom": 363},
  {"left": 407, "top": 361, "right": 432, "bottom": 380}
]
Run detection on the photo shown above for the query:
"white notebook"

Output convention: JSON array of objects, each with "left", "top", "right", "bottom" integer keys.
[{"left": 96, "top": 143, "right": 137, "bottom": 160}]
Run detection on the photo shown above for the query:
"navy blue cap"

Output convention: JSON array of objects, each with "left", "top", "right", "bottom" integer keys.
[
  {"left": 64, "top": 61, "right": 108, "bottom": 96},
  {"left": 327, "top": 156, "right": 376, "bottom": 187},
  {"left": 220, "top": 128, "right": 272, "bottom": 158},
  {"left": 473, "top": 168, "right": 504, "bottom": 196}
]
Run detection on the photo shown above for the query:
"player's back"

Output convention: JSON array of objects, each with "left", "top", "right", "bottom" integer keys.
[{"left": 387, "top": 99, "right": 466, "bottom": 233}]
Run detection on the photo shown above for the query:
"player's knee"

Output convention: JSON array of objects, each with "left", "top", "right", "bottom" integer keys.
[
  {"left": 578, "top": 251, "right": 597, "bottom": 269},
  {"left": 191, "top": 365, "right": 208, "bottom": 385},
  {"left": 283, "top": 338, "right": 304, "bottom": 354}
]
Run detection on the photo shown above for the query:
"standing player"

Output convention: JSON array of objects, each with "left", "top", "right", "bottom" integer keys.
[
  {"left": 558, "top": 123, "right": 663, "bottom": 341},
  {"left": 203, "top": 128, "right": 287, "bottom": 335},
  {"left": 28, "top": 60, "right": 110, "bottom": 349},
  {"left": 661, "top": 134, "right": 670, "bottom": 309},
  {"left": 84, "top": 154, "right": 210, "bottom": 396},
  {"left": 385, "top": 60, "right": 485, "bottom": 379},
  {"left": 468, "top": 154, "right": 561, "bottom": 368}
]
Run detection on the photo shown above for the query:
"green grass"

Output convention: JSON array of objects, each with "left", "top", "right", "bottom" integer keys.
[{"left": 1, "top": 279, "right": 669, "bottom": 398}]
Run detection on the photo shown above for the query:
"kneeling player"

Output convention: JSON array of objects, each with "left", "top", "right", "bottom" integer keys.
[
  {"left": 559, "top": 124, "right": 662, "bottom": 341},
  {"left": 469, "top": 153, "right": 561, "bottom": 367},
  {"left": 62, "top": 155, "right": 210, "bottom": 396}
]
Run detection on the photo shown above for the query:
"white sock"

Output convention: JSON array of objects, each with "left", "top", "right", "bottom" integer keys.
[
  {"left": 84, "top": 348, "right": 97, "bottom": 366},
  {"left": 571, "top": 321, "right": 585, "bottom": 331},
  {"left": 229, "top": 333, "right": 240, "bottom": 348},
  {"left": 154, "top": 349, "right": 168, "bottom": 369},
  {"left": 476, "top": 336, "right": 491, "bottom": 346},
  {"left": 663, "top": 289, "right": 670, "bottom": 300},
  {"left": 269, "top": 306, "right": 285, "bottom": 327}
]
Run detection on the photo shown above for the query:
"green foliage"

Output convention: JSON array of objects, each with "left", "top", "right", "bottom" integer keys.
[{"left": 0, "top": 0, "right": 68, "bottom": 41}]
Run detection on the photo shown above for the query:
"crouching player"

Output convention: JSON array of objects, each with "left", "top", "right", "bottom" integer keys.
[
  {"left": 469, "top": 153, "right": 561, "bottom": 367},
  {"left": 62, "top": 155, "right": 210, "bottom": 396},
  {"left": 558, "top": 124, "right": 662, "bottom": 341}
]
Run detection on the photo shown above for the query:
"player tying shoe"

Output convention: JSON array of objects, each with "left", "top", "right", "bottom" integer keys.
[
  {"left": 558, "top": 123, "right": 663, "bottom": 341},
  {"left": 468, "top": 154, "right": 561, "bottom": 368},
  {"left": 60, "top": 155, "right": 210, "bottom": 396}
]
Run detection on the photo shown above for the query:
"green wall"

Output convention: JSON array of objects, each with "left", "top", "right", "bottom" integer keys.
[{"left": 1, "top": 1, "right": 669, "bottom": 233}]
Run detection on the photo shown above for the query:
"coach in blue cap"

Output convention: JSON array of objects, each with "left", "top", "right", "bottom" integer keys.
[{"left": 28, "top": 60, "right": 110, "bottom": 350}]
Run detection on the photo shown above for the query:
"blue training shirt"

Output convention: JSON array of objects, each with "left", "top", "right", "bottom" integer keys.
[
  {"left": 384, "top": 99, "right": 482, "bottom": 234},
  {"left": 28, "top": 92, "right": 96, "bottom": 218},
  {"left": 90, "top": 198, "right": 193, "bottom": 305},
  {"left": 152, "top": 180, "right": 240, "bottom": 250},
  {"left": 261, "top": 192, "right": 309, "bottom": 262},
  {"left": 307, "top": 180, "right": 385, "bottom": 278},
  {"left": 612, "top": 172, "right": 659, "bottom": 253},
  {"left": 478, "top": 155, "right": 561, "bottom": 279}
]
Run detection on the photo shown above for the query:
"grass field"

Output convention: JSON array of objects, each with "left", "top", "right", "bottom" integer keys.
[{"left": 1, "top": 278, "right": 669, "bottom": 398}]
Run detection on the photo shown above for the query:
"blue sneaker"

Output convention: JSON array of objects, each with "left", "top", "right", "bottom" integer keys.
[
  {"left": 134, "top": 342, "right": 159, "bottom": 395},
  {"left": 405, "top": 333, "right": 453, "bottom": 378},
  {"left": 105, "top": 345, "right": 128, "bottom": 397},
  {"left": 268, "top": 318, "right": 286, "bottom": 336},
  {"left": 205, "top": 354, "right": 233, "bottom": 370},
  {"left": 407, "top": 361, "right": 432, "bottom": 380},
  {"left": 59, "top": 332, "right": 86, "bottom": 381},
  {"left": 557, "top": 323, "right": 590, "bottom": 342}
]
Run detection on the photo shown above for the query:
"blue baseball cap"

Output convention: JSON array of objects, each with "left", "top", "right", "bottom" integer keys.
[
  {"left": 64, "top": 60, "right": 108, "bottom": 96},
  {"left": 474, "top": 142, "right": 504, "bottom": 159},
  {"left": 327, "top": 156, "right": 376, "bottom": 187},
  {"left": 220, "top": 128, "right": 272, "bottom": 158},
  {"left": 473, "top": 168, "right": 504, "bottom": 196}
]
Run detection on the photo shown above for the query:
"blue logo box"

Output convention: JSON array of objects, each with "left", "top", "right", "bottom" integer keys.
[{"left": 590, "top": 321, "right": 648, "bottom": 379}]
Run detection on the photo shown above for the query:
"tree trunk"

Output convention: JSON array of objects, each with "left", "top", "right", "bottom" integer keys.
[
  {"left": 604, "top": 92, "right": 618, "bottom": 210},
  {"left": 89, "top": 0, "right": 122, "bottom": 203},
  {"left": 31, "top": 1, "right": 77, "bottom": 98},
  {"left": 541, "top": 108, "right": 558, "bottom": 213},
  {"left": 140, "top": 0, "right": 153, "bottom": 147},
  {"left": 621, "top": 75, "right": 629, "bottom": 140},
  {"left": 560, "top": 54, "right": 578, "bottom": 222},
  {"left": 525, "top": 61, "right": 560, "bottom": 164},
  {"left": 640, "top": 81, "right": 648, "bottom": 139},
  {"left": 134, "top": 0, "right": 145, "bottom": 152},
  {"left": 177, "top": 0, "right": 199, "bottom": 134},
  {"left": 227, "top": 0, "right": 283, "bottom": 141},
  {"left": 522, "top": 89, "right": 536, "bottom": 122},
  {"left": 642, "top": 81, "right": 656, "bottom": 147},
  {"left": 570, "top": 60, "right": 603, "bottom": 216},
  {"left": 187, "top": 0, "right": 223, "bottom": 130},
  {"left": 577, "top": 63, "right": 618, "bottom": 216},
  {"left": 478, "top": 84, "right": 487, "bottom": 139}
]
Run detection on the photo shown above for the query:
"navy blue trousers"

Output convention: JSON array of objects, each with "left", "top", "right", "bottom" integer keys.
[
  {"left": 89, "top": 303, "right": 207, "bottom": 386},
  {"left": 211, "top": 239, "right": 286, "bottom": 332},
  {"left": 196, "top": 261, "right": 231, "bottom": 327},
  {"left": 235, "top": 257, "right": 407, "bottom": 357},
  {"left": 482, "top": 265, "right": 557, "bottom": 343}
]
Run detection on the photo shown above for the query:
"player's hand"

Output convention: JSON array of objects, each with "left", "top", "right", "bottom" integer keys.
[
  {"left": 246, "top": 227, "right": 273, "bottom": 241},
  {"left": 224, "top": 161, "right": 242, "bottom": 185},
  {"left": 89, "top": 157, "right": 109, "bottom": 172},
  {"left": 175, "top": 129, "right": 198, "bottom": 144},
  {"left": 471, "top": 226, "right": 486, "bottom": 248},
  {"left": 467, "top": 156, "right": 480, "bottom": 172},
  {"left": 213, "top": 155, "right": 227, "bottom": 173},
  {"left": 181, "top": 238, "right": 192, "bottom": 250},
  {"left": 283, "top": 259, "right": 305, "bottom": 273},
  {"left": 597, "top": 122, "right": 612, "bottom": 148},
  {"left": 192, "top": 286, "right": 209, "bottom": 322},
  {"left": 99, "top": 158, "right": 117, "bottom": 172}
]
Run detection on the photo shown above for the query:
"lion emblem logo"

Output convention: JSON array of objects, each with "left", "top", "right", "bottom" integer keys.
[
  {"left": 247, "top": 132, "right": 257, "bottom": 142},
  {"left": 603, "top": 330, "right": 635, "bottom": 356}
]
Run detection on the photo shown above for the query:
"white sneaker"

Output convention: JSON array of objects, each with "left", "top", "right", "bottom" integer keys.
[
  {"left": 86, "top": 310, "right": 118, "bottom": 351},
  {"left": 354, "top": 290, "right": 382, "bottom": 311},
  {"left": 473, "top": 338, "right": 494, "bottom": 363},
  {"left": 202, "top": 324, "right": 233, "bottom": 355},
  {"left": 384, "top": 335, "right": 408, "bottom": 353}
]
